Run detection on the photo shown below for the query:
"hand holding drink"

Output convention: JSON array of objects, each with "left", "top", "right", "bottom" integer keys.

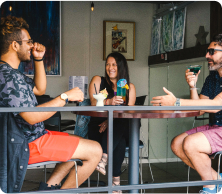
[
  {"left": 117, "top": 79, "right": 129, "bottom": 105},
  {"left": 187, "top": 65, "right": 202, "bottom": 90}
]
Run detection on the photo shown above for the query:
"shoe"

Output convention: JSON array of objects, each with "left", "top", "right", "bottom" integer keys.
[
  {"left": 112, "top": 177, "right": 122, "bottom": 194},
  {"left": 96, "top": 154, "right": 107, "bottom": 175},
  {"left": 199, "top": 186, "right": 218, "bottom": 194},
  {"left": 38, "top": 182, "right": 61, "bottom": 190},
  {"left": 219, "top": 173, "right": 222, "bottom": 188}
]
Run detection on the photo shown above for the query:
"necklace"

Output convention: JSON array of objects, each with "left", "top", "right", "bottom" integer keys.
[{"left": 0, "top": 60, "right": 7, "bottom": 64}]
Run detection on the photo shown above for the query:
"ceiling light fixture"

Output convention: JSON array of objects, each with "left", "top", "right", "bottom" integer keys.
[
  {"left": 91, "top": 2, "right": 94, "bottom": 11},
  {"left": 9, "top": 2, "right": 12, "bottom": 12}
]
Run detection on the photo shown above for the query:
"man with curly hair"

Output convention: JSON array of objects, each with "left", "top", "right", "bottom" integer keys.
[
  {"left": 0, "top": 15, "right": 102, "bottom": 191},
  {"left": 151, "top": 34, "right": 222, "bottom": 194}
]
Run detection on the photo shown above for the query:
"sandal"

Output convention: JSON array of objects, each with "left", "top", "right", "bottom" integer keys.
[
  {"left": 112, "top": 177, "right": 122, "bottom": 194},
  {"left": 96, "top": 154, "right": 107, "bottom": 175}
]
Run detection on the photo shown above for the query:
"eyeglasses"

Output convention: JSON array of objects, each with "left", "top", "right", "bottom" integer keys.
[
  {"left": 15, "top": 39, "right": 33, "bottom": 45},
  {"left": 206, "top": 48, "right": 222, "bottom": 55}
]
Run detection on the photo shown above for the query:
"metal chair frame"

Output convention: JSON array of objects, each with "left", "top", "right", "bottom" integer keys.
[
  {"left": 214, "top": 152, "right": 222, "bottom": 192},
  {"left": 27, "top": 159, "right": 83, "bottom": 188}
]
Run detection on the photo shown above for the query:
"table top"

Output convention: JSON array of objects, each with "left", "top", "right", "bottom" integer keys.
[{"left": 73, "top": 110, "right": 201, "bottom": 119}]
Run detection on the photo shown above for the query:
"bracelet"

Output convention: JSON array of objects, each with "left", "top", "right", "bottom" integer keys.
[{"left": 33, "top": 57, "right": 44, "bottom": 61}]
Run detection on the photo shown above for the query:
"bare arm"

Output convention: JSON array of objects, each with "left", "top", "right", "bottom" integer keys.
[
  {"left": 150, "top": 87, "right": 222, "bottom": 113},
  {"left": 128, "top": 83, "right": 136, "bottom": 106},
  {"left": 186, "top": 66, "right": 216, "bottom": 113},
  {"left": 32, "top": 42, "right": 47, "bottom": 96},
  {"left": 19, "top": 87, "right": 84, "bottom": 125},
  {"left": 198, "top": 94, "right": 219, "bottom": 113}
]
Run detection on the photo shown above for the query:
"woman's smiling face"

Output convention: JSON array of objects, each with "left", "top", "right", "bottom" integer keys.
[{"left": 106, "top": 57, "right": 118, "bottom": 80}]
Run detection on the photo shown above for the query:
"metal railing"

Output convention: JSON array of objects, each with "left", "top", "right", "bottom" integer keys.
[{"left": 2, "top": 105, "right": 222, "bottom": 193}]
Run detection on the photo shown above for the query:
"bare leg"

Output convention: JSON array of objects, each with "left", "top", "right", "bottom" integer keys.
[
  {"left": 46, "top": 136, "right": 102, "bottom": 189},
  {"left": 171, "top": 132, "right": 218, "bottom": 181},
  {"left": 183, "top": 132, "right": 215, "bottom": 188}
]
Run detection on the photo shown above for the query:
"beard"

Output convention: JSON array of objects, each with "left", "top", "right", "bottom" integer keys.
[
  {"left": 17, "top": 47, "right": 31, "bottom": 62},
  {"left": 207, "top": 57, "right": 222, "bottom": 71}
]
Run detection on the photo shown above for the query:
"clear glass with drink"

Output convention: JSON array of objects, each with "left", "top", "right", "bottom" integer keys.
[
  {"left": 93, "top": 93, "right": 106, "bottom": 106},
  {"left": 117, "top": 87, "right": 126, "bottom": 105},
  {"left": 187, "top": 65, "right": 202, "bottom": 90}
]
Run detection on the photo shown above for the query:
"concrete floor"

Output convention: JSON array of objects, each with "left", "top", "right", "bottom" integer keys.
[{"left": 21, "top": 161, "right": 202, "bottom": 193}]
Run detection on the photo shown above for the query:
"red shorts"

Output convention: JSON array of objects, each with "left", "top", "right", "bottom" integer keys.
[
  {"left": 186, "top": 124, "right": 222, "bottom": 154},
  {"left": 28, "top": 130, "right": 80, "bottom": 164}
]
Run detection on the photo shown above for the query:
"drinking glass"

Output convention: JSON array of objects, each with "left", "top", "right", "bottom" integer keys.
[
  {"left": 117, "top": 87, "right": 126, "bottom": 105},
  {"left": 187, "top": 65, "right": 202, "bottom": 90},
  {"left": 93, "top": 94, "right": 106, "bottom": 106}
]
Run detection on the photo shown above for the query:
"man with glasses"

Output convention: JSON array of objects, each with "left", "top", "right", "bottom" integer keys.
[
  {"left": 0, "top": 15, "right": 102, "bottom": 191},
  {"left": 151, "top": 34, "right": 222, "bottom": 194}
]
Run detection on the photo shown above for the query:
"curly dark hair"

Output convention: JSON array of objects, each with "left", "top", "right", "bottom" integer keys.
[
  {"left": 212, "top": 33, "right": 222, "bottom": 47},
  {"left": 0, "top": 15, "right": 29, "bottom": 55}
]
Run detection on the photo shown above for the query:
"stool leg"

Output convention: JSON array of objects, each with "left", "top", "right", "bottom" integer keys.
[
  {"left": 140, "top": 148, "right": 143, "bottom": 185},
  {"left": 187, "top": 166, "right": 190, "bottom": 194},
  {"left": 97, "top": 172, "right": 100, "bottom": 187},
  {"left": 217, "top": 154, "right": 221, "bottom": 192},
  {"left": 88, "top": 176, "right": 90, "bottom": 187},
  {"left": 74, "top": 161, "right": 78, "bottom": 188},
  {"left": 139, "top": 148, "right": 143, "bottom": 194},
  {"left": 44, "top": 165, "right": 47, "bottom": 183}
]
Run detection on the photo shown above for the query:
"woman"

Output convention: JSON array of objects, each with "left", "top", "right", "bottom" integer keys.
[{"left": 88, "top": 52, "right": 136, "bottom": 191}]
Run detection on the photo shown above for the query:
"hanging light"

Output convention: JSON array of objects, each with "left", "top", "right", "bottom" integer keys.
[
  {"left": 91, "top": 2, "right": 94, "bottom": 11},
  {"left": 9, "top": 2, "right": 13, "bottom": 12}
]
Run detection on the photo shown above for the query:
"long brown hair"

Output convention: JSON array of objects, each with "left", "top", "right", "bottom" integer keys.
[{"left": 105, "top": 52, "right": 130, "bottom": 105}]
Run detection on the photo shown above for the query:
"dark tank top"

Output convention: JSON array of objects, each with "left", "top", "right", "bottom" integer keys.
[{"left": 100, "top": 76, "right": 115, "bottom": 99}]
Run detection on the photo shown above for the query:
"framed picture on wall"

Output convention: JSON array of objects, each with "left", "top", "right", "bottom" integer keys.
[
  {"left": 0, "top": 1, "right": 61, "bottom": 76},
  {"left": 103, "top": 21, "right": 135, "bottom": 61},
  {"left": 150, "top": 7, "right": 186, "bottom": 56}
]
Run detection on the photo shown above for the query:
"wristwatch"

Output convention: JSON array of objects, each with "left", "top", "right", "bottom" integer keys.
[
  {"left": 174, "top": 98, "right": 181, "bottom": 106},
  {"left": 60, "top": 93, "right": 68, "bottom": 104}
]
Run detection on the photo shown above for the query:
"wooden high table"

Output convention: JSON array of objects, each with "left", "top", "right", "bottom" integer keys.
[{"left": 73, "top": 109, "right": 201, "bottom": 193}]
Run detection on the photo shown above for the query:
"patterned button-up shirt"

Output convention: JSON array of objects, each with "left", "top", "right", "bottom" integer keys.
[{"left": 0, "top": 63, "right": 47, "bottom": 143}]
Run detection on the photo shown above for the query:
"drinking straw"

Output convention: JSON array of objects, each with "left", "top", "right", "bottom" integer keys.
[{"left": 94, "top": 83, "right": 97, "bottom": 94}]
